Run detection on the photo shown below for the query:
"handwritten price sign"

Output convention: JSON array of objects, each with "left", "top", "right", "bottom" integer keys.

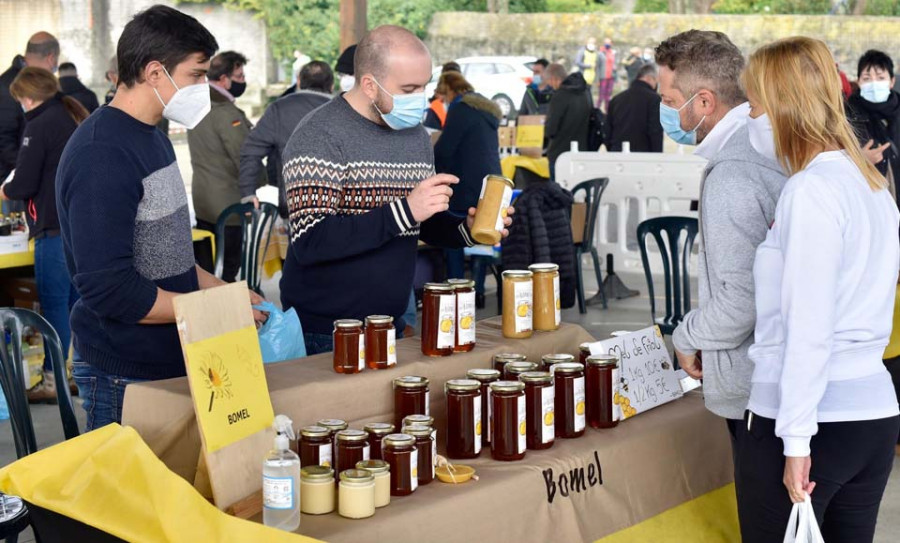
[{"left": 587, "top": 326, "right": 683, "bottom": 420}]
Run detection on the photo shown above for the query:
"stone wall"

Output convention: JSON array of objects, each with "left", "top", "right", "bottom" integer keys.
[{"left": 428, "top": 12, "right": 900, "bottom": 78}]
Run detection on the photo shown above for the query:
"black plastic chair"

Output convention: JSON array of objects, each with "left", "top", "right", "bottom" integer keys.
[
  {"left": 572, "top": 178, "right": 610, "bottom": 313},
  {"left": 214, "top": 202, "right": 278, "bottom": 294},
  {"left": 0, "top": 308, "right": 80, "bottom": 460},
  {"left": 636, "top": 217, "right": 699, "bottom": 336}
]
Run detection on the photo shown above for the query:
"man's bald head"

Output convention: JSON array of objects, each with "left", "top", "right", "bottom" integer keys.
[
  {"left": 25, "top": 31, "right": 60, "bottom": 72},
  {"left": 354, "top": 25, "right": 430, "bottom": 83}
]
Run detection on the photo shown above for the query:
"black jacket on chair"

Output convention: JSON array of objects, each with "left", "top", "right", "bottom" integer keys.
[
  {"left": 502, "top": 181, "right": 576, "bottom": 308},
  {"left": 604, "top": 79, "right": 663, "bottom": 152}
]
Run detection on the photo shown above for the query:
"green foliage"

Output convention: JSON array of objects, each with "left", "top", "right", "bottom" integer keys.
[
  {"left": 864, "top": 0, "right": 900, "bottom": 16},
  {"left": 711, "top": 0, "right": 833, "bottom": 14},
  {"left": 546, "top": 0, "right": 617, "bottom": 12},
  {"left": 633, "top": 0, "right": 668, "bottom": 13}
]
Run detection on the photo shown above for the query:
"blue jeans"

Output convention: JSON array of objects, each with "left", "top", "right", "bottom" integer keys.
[
  {"left": 72, "top": 359, "right": 147, "bottom": 431},
  {"left": 305, "top": 328, "right": 405, "bottom": 356},
  {"left": 444, "top": 249, "right": 488, "bottom": 294},
  {"left": 35, "top": 234, "right": 79, "bottom": 370}
]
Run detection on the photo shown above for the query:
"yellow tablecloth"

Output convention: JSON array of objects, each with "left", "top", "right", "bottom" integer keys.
[{"left": 501, "top": 155, "right": 550, "bottom": 181}]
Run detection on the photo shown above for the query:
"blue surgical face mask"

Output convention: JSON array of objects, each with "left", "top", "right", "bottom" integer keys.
[
  {"left": 372, "top": 79, "right": 427, "bottom": 130},
  {"left": 659, "top": 93, "right": 706, "bottom": 146},
  {"left": 533, "top": 74, "right": 542, "bottom": 86},
  {"left": 861, "top": 80, "right": 891, "bottom": 104}
]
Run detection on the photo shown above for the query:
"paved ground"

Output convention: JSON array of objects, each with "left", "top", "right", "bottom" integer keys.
[{"left": 2, "top": 267, "right": 898, "bottom": 542}]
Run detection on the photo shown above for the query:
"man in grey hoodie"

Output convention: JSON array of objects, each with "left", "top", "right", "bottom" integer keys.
[{"left": 656, "top": 30, "right": 787, "bottom": 479}]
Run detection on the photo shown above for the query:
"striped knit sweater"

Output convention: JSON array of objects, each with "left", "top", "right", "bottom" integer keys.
[{"left": 280, "top": 95, "right": 472, "bottom": 334}]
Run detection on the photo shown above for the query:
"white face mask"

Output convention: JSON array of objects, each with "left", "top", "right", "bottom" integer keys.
[
  {"left": 340, "top": 74, "right": 355, "bottom": 93},
  {"left": 748, "top": 113, "right": 777, "bottom": 163},
  {"left": 152, "top": 66, "right": 210, "bottom": 129}
]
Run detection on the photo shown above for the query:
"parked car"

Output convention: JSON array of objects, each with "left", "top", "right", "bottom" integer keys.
[{"left": 426, "top": 56, "right": 538, "bottom": 120}]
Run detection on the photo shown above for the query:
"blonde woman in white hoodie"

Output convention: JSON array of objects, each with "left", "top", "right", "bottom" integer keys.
[{"left": 738, "top": 36, "right": 900, "bottom": 543}]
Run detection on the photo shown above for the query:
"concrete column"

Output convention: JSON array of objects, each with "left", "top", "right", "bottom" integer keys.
[{"left": 339, "top": 0, "right": 367, "bottom": 52}]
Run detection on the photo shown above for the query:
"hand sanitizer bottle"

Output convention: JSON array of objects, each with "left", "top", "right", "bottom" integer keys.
[{"left": 263, "top": 415, "right": 301, "bottom": 531}]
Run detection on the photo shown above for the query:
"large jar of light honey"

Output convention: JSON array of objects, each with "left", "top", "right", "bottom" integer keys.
[
  {"left": 529, "top": 263, "right": 561, "bottom": 331},
  {"left": 502, "top": 270, "right": 533, "bottom": 339},
  {"left": 471, "top": 175, "right": 514, "bottom": 245}
]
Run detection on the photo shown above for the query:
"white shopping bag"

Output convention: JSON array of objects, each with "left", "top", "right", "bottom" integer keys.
[{"left": 783, "top": 495, "right": 824, "bottom": 543}]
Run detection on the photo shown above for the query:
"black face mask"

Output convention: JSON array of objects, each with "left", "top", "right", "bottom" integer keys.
[{"left": 230, "top": 80, "right": 246, "bottom": 98}]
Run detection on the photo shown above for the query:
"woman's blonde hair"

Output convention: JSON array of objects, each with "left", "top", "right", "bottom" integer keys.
[
  {"left": 436, "top": 72, "right": 474, "bottom": 97},
  {"left": 742, "top": 36, "right": 885, "bottom": 190},
  {"left": 10, "top": 67, "right": 89, "bottom": 125}
]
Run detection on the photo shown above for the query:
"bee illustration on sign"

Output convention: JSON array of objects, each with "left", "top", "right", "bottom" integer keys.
[
  {"left": 661, "top": 360, "right": 671, "bottom": 371},
  {"left": 198, "top": 352, "right": 233, "bottom": 412}
]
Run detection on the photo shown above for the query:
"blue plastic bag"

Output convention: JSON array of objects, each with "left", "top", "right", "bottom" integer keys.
[{"left": 253, "top": 302, "right": 307, "bottom": 363}]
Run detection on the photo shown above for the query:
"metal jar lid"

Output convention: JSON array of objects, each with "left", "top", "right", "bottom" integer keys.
[
  {"left": 340, "top": 469, "right": 374, "bottom": 484},
  {"left": 447, "top": 278, "right": 475, "bottom": 290},
  {"left": 402, "top": 414, "right": 434, "bottom": 428},
  {"left": 317, "top": 419, "right": 348, "bottom": 432},
  {"left": 365, "top": 315, "right": 394, "bottom": 325},
  {"left": 505, "top": 361, "right": 538, "bottom": 375},
  {"left": 334, "top": 319, "right": 363, "bottom": 329},
  {"left": 445, "top": 379, "right": 481, "bottom": 393},
  {"left": 489, "top": 380, "right": 526, "bottom": 393},
  {"left": 553, "top": 362, "right": 586, "bottom": 374},
  {"left": 356, "top": 459, "right": 390, "bottom": 474},
  {"left": 364, "top": 422, "right": 395, "bottom": 436},
  {"left": 467, "top": 368, "right": 502, "bottom": 382},
  {"left": 336, "top": 429, "right": 368, "bottom": 442},
  {"left": 382, "top": 433, "right": 416, "bottom": 448},
  {"left": 502, "top": 270, "right": 533, "bottom": 279},
  {"left": 579, "top": 343, "right": 592, "bottom": 354},
  {"left": 300, "top": 425, "right": 331, "bottom": 439},
  {"left": 542, "top": 353, "right": 575, "bottom": 366},
  {"left": 301, "top": 465, "right": 335, "bottom": 481},
  {"left": 424, "top": 282, "right": 454, "bottom": 293},
  {"left": 485, "top": 174, "right": 515, "bottom": 189},
  {"left": 586, "top": 354, "right": 619, "bottom": 367},
  {"left": 493, "top": 353, "right": 527, "bottom": 363},
  {"left": 528, "top": 263, "right": 559, "bottom": 273},
  {"left": 402, "top": 425, "right": 434, "bottom": 438},
  {"left": 519, "top": 371, "right": 553, "bottom": 384},
  {"left": 392, "top": 375, "right": 429, "bottom": 389}
]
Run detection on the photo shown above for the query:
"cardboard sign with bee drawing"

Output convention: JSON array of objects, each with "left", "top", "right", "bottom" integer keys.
[{"left": 587, "top": 326, "right": 684, "bottom": 420}]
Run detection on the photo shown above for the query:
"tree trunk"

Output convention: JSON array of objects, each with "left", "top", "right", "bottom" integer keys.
[{"left": 853, "top": 0, "right": 868, "bottom": 15}]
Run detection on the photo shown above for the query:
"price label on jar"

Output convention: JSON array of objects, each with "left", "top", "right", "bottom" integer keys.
[
  {"left": 541, "top": 386, "right": 555, "bottom": 444},
  {"left": 487, "top": 387, "right": 493, "bottom": 442},
  {"left": 612, "top": 367, "right": 622, "bottom": 421},
  {"left": 457, "top": 290, "right": 476, "bottom": 346},
  {"left": 553, "top": 275, "right": 561, "bottom": 327},
  {"left": 387, "top": 329, "right": 397, "bottom": 366},
  {"left": 437, "top": 294, "right": 456, "bottom": 349},
  {"left": 425, "top": 390, "right": 431, "bottom": 416},
  {"left": 431, "top": 430, "right": 437, "bottom": 479},
  {"left": 358, "top": 334, "right": 365, "bottom": 371},
  {"left": 574, "top": 376, "right": 586, "bottom": 432},
  {"left": 517, "top": 394, "right": 527, "bottom": 454},
  {"left": 514, "top": 281, "right": 533, "bottom": 334},
  {"left": 474, "top": 394, "right": 483, "bottom": 454},
  {"left": 319, "top": 443, "right": 332, "bottom": 468},
  {"left": 363, "top": 443, "right": 371, "bottom": 461},
  {"left": 410, "top": 450, "right": 419, "bottom": 492},
  {"left": 495, "top": 186, "right": 513, "bottom": 233}
]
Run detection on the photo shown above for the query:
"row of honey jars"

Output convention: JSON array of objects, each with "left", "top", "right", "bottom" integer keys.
[
  {"left": 501, "top": 263, "right": 561, "bottom": 339},
  {"left": 421, "top": 281, "right": 477, "bottom": 356},
  {"left": 332, "top": 315, "right": 397, "bottom": 374},
  {"left": 297, "top": 420, "right": 397, "bottom": 469}
]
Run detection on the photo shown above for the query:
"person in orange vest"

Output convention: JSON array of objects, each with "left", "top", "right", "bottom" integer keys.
[{"left": 424, "top": 61, "right": 460, "bottom": 129}]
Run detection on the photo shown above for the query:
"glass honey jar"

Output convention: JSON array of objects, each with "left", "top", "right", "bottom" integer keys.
[
  {"left": 519, "top": 371, "right": 555, "bottom": 450},
  {"left": 364, "top": 422, "right": 395, "bottom": 461},
  {"left": 392, "top": 376, "right": 429, "bottom": 431},
  {"left": 466, "top": 368, "right": 501, "bottom": 446},
  {"left": 421, "top": 283, "right": 456, "bottom": 357},
  {"left": 489, "top": 380, "right": 527, "bottom": 461},
  {"left": 445, "top": 379, "right": 482, "bottom": 459},
  {"left": 492, "top": 353, "right": 527, "bottom": 374},
  {"left": 382, "top": 433, "right": 418, "bottom": 496},
  {"left": 298, "top": 425, "right": 333, "bottom": 468},
  {"left": 529, "top": 263, "right": 561, "bottom": 332},
  {"left": 579, "top": 343, "right": 592, "bottom": 365},
  {"left": 553, "top": 362, "right": 586, "bottom": 439},
  {"left": 402, "top": 425, "right": 435, "bottom": 485},
  {"left": 502, "top": 270, "right": 533, "bottom": 339},
  {"left": 365, "top": 315, "right": 396, "bottom": 370},
  {"left": 541, "top": 353, "right": 575, "bottom": 372},
  {"left": 334, "top": 429, "right": 371, "bottom": 483},
  {"left": 586, "top": 355, "right": 620, "bottom": 429},
  {"left": 447, "top": 278, "right": 476, "bottom": 352},
  {"left": 504, "top": 360, "right": 538, "bottom": 381},
  {"left": 333, "top": 319, "right": 364, "bottom": 374},
  {"left": 471, "top": 174, "right": 514, "bottom": 245}
]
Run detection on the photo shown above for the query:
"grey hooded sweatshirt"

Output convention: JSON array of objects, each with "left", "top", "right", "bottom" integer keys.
[{"left": 673, "top": 125, "right": 788, "bottom": 420}]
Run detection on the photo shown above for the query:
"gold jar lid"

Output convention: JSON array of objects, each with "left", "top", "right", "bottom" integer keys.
[
  {"left": 334, "top": 319, "right": 363, "bottom": 329},
  {"left": 542, "top": 354, "right": 575, "bottom": 366},
  {"left": 402, "top": 425, "right": 434, "bottom": 438},
  {"left": 424, "top": 282, "right": 454, "bottom": 293},
  {"left": 445, "top": 379, "right": 481, "bottom": 393},
  {"left": 340, "top": 469, "right": 374, "bottom": 484},
  {"left": 493, "top": 353, "right": 527, "bottom": 363},
  {"left": 301, "top": 465, "right": 335, "bottom": 481},
  {"left": 300, "top": 425, "right": 331, "bottom": 438},
  {"left": 392, "top": 376, "right": 429, "bottom": 389},
  {"left": 356, "top": 459, "right": 390, "bottom": 474},
  {"left": 505, "top": 361, "right": 538, "bottom": 375},
  {"left": 382, "top": 433, "right": 416, "bottom": 448},
  {"left": 528, "top": 263, "right": 559, "bottom": 273},
  {"left": 364, "top": 422, "right": 395, "bottom": 435},
  {"left": 519, "top": 371, "right": 553, "bottom": 384},
  {"left": 336, "top": 429, "right": 368, "bottom": 442},
  {"left": 490, "top": 380, "right": 526, "bottom": 393},
  {"left": 502, "top": 270, "right": 533, "bottom": 279},
  {"left": 485, "top": 174, "right": 515, "bottom": 189},
  {"left": 402, "top": 414, "right": 434, "bottom": 428},
  {"left": 317, "top": 419, "right": 348, "bottom": 432},
  {"left": 365, "top": 315, "right": 393, "bottom": 325},
  {"left": 553, "top": 362, "right": 586, "bottom": 374},
  {"left": 579, "top": 343, "right": 592, "bottom": 354},
  {"left": 447, "top": 278, "right": 476, "bottom": 290},
  {"left": 586, "top": 355, "right": 619, "bottom": 367},
  {"left": 467, "top": 368, "right": 501, "bottom": 381}
]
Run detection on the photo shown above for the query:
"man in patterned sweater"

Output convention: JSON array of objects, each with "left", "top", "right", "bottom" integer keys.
[{"left": 281, "top": 25, "right": 513, "bottom": 355}]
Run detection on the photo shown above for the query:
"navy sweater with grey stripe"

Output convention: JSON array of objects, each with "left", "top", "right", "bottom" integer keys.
[
  {"left": 280, "top": 95, "right": 472, "bottom": 334},
  {"left": 57, "top": 106, "right": 199, "bottom": 380}
]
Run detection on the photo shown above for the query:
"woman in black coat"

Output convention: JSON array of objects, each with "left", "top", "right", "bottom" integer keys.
[{"left": 434, "top": 71, "right": 503, "bottom": 308}]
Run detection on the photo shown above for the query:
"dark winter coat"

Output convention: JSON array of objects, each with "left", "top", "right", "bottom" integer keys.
[
  {"left": 434, "top": 93, "right": 503, "bottom": 214},
  {"left": 0, "top": 57, "right": 24, "bottom": 182},
  {"left": 846, "top": 90, "right": 900, "bottom": 184},
  {"left": 59, "top": 76, "right": 100, "bottom": 113},
  {"left": 605, "top": 79, "right": 663, "bottom": 153},
  {"left": 502, "top": 181, "right": 576, "bottom": 308},
  {"left": 546, "top": 73, "right": 591, "bottom": 169}
]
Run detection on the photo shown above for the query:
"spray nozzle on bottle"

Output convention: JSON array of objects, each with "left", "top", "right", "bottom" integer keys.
[{"left": 273, "top": 414, "right": 295, "bottom": 451}]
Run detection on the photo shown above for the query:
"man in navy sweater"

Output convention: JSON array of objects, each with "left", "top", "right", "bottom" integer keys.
[
  {"left": 281, "top": 25, "right": 514, "bottom": 355},
  {"left": 56, "top": 5, "right": 263, "bottom": 431}
]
